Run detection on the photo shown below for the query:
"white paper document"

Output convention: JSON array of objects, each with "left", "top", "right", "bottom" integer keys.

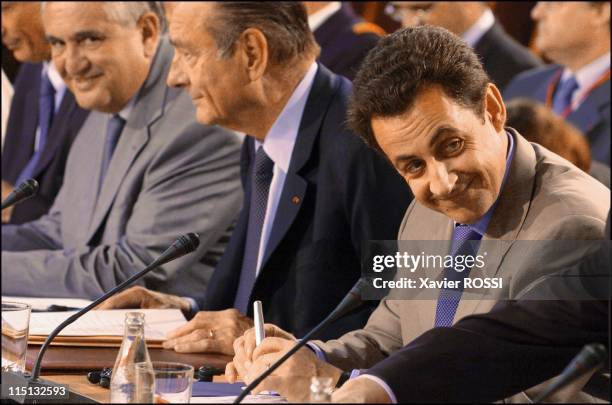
[
  {"left": 28, "top": 309, "right": 187, "bottom": 340},
  {"left": 2, "top": 296, "right": 93, "bottom": 312}
]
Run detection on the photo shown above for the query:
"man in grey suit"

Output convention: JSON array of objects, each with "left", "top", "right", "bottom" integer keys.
[
  {"left": 227, "top": 26, "right": 610, "bottom": 402},
  {"left": 1, "top": 2, "right": 243, "bottom": 299}
]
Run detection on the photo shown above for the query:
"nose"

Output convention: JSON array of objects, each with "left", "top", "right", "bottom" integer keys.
[
  {"left": 64, "top": 44, "right": 90, "bottom": 77},
  {"left": 531, "top": 2, "right": 543, "bottom": 21},
  {"left": 167, "top": 53, "right": 188, "bottom": 88},
  {"left": 428, "top": 161, "right": 457, "bottom": 198}
]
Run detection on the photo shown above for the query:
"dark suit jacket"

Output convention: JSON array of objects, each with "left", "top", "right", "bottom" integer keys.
[
  {"left": 474, "top": 21, "right": 542, "bottom": 90},
  {"left": 201, "top": 65, "right": 413, "bottom": 340},
  {"left": 1, "top": 63, "right": 89, "bottom": 224},
  {"left": 367, "top": 234, "right": 611, "bottom": 403},
  {"left": 504, "top": 64, "right": 611, "bottom": 166},
  {"left": 314, "top": 4, "right": 382, "bottom": 81}
]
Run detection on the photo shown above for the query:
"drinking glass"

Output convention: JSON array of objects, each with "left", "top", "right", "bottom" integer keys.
[
  {"left": 1, "top": 302, "right": 31, "bottom": 373},
  {"left": 137, "top": 361, "right": 194, "bottom": 403}
]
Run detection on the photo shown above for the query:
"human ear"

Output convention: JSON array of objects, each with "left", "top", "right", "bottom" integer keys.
[
  {"left": 484, "top": 83, "right": 506, "bottom": 132},
  {"left": 137, "top": 12, "right": 160, "bottom": 58}
]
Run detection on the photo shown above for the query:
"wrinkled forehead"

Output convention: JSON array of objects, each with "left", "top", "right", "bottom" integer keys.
[{"left": 43, "top": 2, "right": 113, "bottom": 32}]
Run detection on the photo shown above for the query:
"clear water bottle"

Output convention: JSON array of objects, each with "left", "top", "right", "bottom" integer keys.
[
  {"left": 110, "top": 312, "right": 155, "bottom": 403},
  {"left": 310, "top": 376, "right": 333, "bottom": 403}
]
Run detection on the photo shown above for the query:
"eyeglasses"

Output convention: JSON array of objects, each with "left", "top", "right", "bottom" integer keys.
[{"left": 385, "top": 2, "right": 436, "bottom": 25}]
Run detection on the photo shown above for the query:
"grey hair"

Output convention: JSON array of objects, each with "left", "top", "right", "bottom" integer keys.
[
  {"left": 41, "top": 1, "right": 166, "bottom": 32},
  {"left": 206, "top": 2, "right": 319, "bottom": 65}
]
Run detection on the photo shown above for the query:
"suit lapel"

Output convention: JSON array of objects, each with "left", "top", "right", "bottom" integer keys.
[
  {"left": 455, "top": 129, "right": 537, "bottom": 320},
  {"left": 258, "top": 65, "right": 338, "bottom": 270},
  {"left": 30, "top": 91, "right": 76, "bottom": 178},
  {"left": 85, "top": 37, "right": 173, "bottom": 243}
]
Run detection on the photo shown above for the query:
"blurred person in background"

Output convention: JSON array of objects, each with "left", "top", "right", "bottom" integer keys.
[
  {"left": 304, "top": 2, "right": 385, "bottom": 81},
  {"left": 506, "top": 98, "right": 610, "bottom": 187},
  {"left": 386, "top": 1, "right": 542, "bottom": 90},
  {"left": 1, "top": 1, "right": 243, "bottom": 300},
  {"left": 504, "top": 1, "right": 610, "bottom": 167},
  {"left": 1, "top": 1, "right": 89, "bottom": 224}
]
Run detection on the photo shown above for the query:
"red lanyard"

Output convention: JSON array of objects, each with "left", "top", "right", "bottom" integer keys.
[{"left": 545, "top": 68, "right": 611, "bottom": 118}]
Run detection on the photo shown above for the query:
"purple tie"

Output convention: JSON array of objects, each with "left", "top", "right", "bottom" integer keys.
[
  {"left": 17, "top": 72, "right": 55, "bottom": 184},
  {"left": 434, "top": 224, "right": 482, "bottom": 327},
  {"left": 233, "top": 146, "right": 274, "bottom": 314},
  {"left": 552, "top": 75, "right": 578, "bottom": 115}
]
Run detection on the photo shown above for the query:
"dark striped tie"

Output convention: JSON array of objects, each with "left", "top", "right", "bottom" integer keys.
[
  {"left": 99, "top": 114, "right": 126, "bottom": 191},
  {"left": 233, "top": 146, "right": 275, "bottom": 314}
]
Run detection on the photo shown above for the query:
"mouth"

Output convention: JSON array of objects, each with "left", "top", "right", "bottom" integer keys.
[{"left": 71, "top": 74, "right": 103, "bottom": 91}]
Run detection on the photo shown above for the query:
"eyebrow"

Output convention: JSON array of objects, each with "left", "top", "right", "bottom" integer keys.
[{"left": 393, "top": 125, "right": 459, "bottom": 164}]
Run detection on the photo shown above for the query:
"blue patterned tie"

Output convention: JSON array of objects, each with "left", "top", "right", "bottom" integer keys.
[
  {"left": 552, "top": 75, "right": 578, "bottom": 115},
  {"left": 99, "top": 115, "right": 126, "bottom": 191},
  {"left": 17, "top": 72, "right": 56, "bottom": 184},
  {"left": 434, "top": 224, "right": 482, "bottom": 327},
  {"left": 234, "top": 146, "right": 275, "bottom": 314}
]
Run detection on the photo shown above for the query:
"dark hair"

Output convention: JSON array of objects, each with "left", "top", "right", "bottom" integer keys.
[
  {"left": 506, "top": 99, "right": 591, "bottom": 172},
  {"left": 207, "top": 2, "right": 319, "bottom": 65},
  {"left": 347, "top": 25, "right": 490, "bottom": 152}
]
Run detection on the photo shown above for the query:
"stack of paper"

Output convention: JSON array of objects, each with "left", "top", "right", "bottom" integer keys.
[
  {"left": 2, "top": 296, "right": 93, "bottom": 312},
  {"left": 27, "top": 309, "right": 187, "bottom": 348}
]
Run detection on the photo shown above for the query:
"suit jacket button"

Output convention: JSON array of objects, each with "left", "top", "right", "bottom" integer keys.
[{"left": 291, "top": 196, "right": 301, "bottom": 204}]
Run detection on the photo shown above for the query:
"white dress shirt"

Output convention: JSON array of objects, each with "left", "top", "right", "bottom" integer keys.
[
  {"left": 308, "top": 1, "right": 342, "bottom": 31},
  {"left": 461, "top": 8, "right": 495, "bottom": 48},
  {"left": 1, "top": 68, "right": 13, "bottom": 150},
  {"left": 253, "top": 62, "right": 318, "bottom": 275},
  {"left": 561, "top": 52, "right": 611, "bottom": 111},
  {"left": 33, "top": 61, "right": 67, "bottom": 152}
]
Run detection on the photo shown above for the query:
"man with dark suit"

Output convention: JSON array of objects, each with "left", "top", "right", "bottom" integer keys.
[
  {"left": 388, "top": 1, "right": 542, "bottom": 90},
  {"left": 1, "top": 2, "right": 89, "bottom": 224},
  {"left": 304, "top": 2, "right": 385, "bottom": 81},
  {"left": 100, "top": 2, "right": 412, "bottom": 356},
  {"left": 504, "top": 2, "right": 610, "bottom": 167},
  {"left": 1, "top": 2, "right": 243, "bottom": 299},
  {"left": 227, "top": 26, "right": 609, "bottom": 403}
]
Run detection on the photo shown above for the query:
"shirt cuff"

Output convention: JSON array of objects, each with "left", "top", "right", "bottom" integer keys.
[
  {"left": 304, "top": 341, "right": 328, "bottom": 362},
  {"left": 183, "top": 297, "right": 199, "bottom": 319},
  {"left": 357, "top": 374, "right": 398, "bottom": 403}
]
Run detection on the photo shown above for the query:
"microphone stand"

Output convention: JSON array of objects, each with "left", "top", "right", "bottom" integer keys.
[{"left": 1, "top": 234, "right": 199, "bottom": 404}]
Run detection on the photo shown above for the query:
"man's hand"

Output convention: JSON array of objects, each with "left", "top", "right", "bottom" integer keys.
[
  {"left": 162, "top": 308, "right": 253, "bottom": 355},
  {"left": 2, "top": 181, "right": 14, "bottom": 223},
  {"left": 234, "top": 336, "right": 343, "bottom": 402},
  {"left": 332, "top": 376, "right": 392, "bottom": 403},
  {"left": 226, "top": 324, "right": 296, "bottom": 383},
  {"left": 96, "top": 286, "right": 191, "bottom": 312}
]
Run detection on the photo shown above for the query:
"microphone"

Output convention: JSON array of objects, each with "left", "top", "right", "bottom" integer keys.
[
  {"left": 1, "top": 233, "right": 200, "bottom": 404},
  {"left": 533, "top": 343, "right": 608, "bottom": 403},
  {"left": 234, "top": 278, "right": 369, "bottom": 403},
  {"left": 1, "top": 179, "right": 39, "bottom": 210}
]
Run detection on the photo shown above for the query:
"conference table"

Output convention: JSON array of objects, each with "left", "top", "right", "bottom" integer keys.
[{"left": 26, "top": 344, "right": 232, "bottom": 403}]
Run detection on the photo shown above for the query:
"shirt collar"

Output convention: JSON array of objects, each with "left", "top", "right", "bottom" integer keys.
[
  {"left": 115, "top": 95, "right": 136, "bottom": 122},
  {"left": 561, "top": 52, "right": 610, "bottom": 91},
  {"left": 254, "top": 62, "right": 318, "bottom": 172},
  {"left": 308, "top": 2, "right": 342, "bottom": 31},
  {"left": 460, "top": 130, "right": 515, "bottom": 236},
  {"left": 42, "top": 61, "right": 66, "bottom": 94},
  {"left": 461, "top": 8, "right": 495, "bottom": 48}
]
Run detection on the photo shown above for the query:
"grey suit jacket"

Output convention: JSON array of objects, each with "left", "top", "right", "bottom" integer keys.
[
  {"left": 314, "top": 129, "right": 610, "bottom": 401},
  {"left": 1, "top": 37, "right": 243, "bottom": 299}
]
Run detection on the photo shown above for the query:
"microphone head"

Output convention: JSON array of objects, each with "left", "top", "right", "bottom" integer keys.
[
  {"left": 17, "top": 179, "right": 39, "bottom": 197},
  {"left": 580, "top": 343, "right": 608, "bottom": 368},
  {"left": 175, "top": 233, "right": 200, "bottom": 254}
]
